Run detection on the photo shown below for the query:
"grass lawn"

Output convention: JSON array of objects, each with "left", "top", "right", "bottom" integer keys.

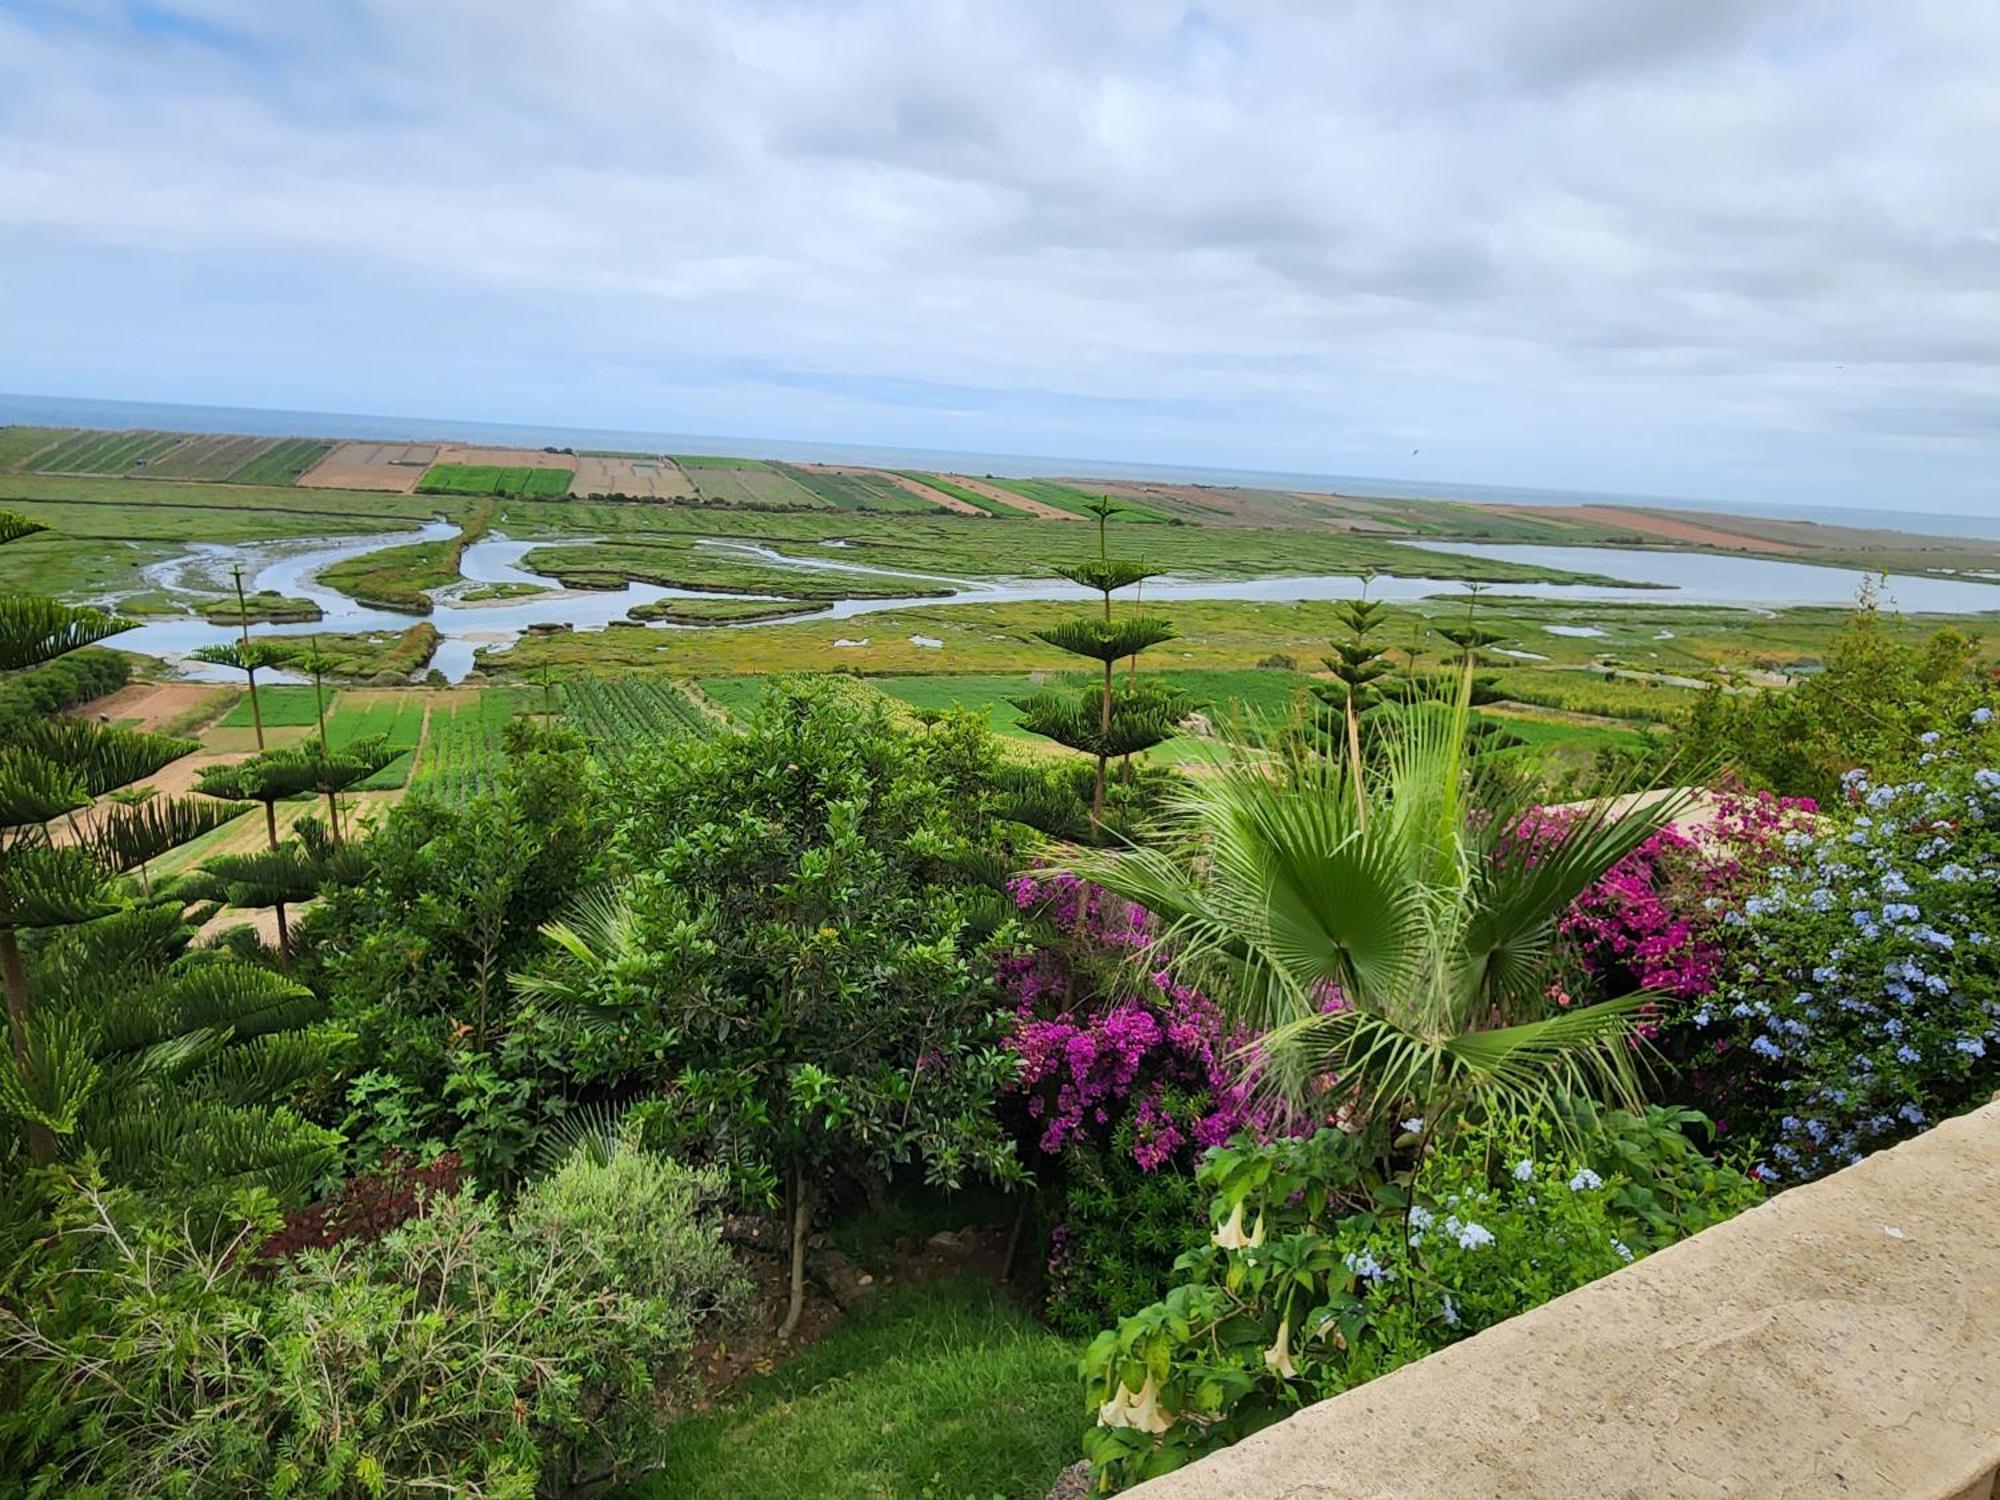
[{"left": 634, "top": 1275, "right": 1082, "bottom": 1500}]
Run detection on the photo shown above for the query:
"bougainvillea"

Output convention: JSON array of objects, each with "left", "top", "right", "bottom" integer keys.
[{"left": 1001, "top": 870, "right": 1295, "bottom": 1330}]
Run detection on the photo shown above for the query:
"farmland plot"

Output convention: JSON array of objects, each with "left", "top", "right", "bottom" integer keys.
[
  {"left": 772, "top": 464, "right": 939, "bottom": 514},
  {"left": 136, "top": 434, "right": 280, "bottom": 481},
  {"left": 558, "top": 677, "right": 712, "bottom": 753},
  {"left": 417, "top": 464, "right": 574, "bottom": 498},
  {"left": 570, "top": 455, "right": 697, "bottom": 500},
  {"left": 409, "top": 688, "right": 529, "bottom": 806},
  {"left": 0, "top": 427, "right": 71, "bottom": 469},
  {"left": 677, "top": 460, "right": 831, "bottom": 509},
  {"left": 298, "top": 441, "right": 439, "bottom": 492},
  {"left": 227, "top": 438, "right": 334, "bottom": 486},
  {"left": 26, "top": 429, "right": 185, "bottom": 475}
]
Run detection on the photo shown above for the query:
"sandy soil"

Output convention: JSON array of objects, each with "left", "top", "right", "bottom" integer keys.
[
  {"left": 432, "top": 445, "right": 578, "bottom": 471},
  {"left": 569, "top": 454, "right": 696, "bottom": 500},
  {"left": 936, "top": 474, "right": 1081, "bottom": 520},
  {"left": 1519, "top": 505, "right": 1808, "bottom": 554},
  {"left": 298, "top": 441, "right": 439, "bottom": 492}
]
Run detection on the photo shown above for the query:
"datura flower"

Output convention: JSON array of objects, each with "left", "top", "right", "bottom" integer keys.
[
  {"left": 1211, "top": 1200, "right": 1266, "bottom": 1250},
  {"left": 1263, "top": 1317, "right": 1299, "bottom": 1380},
  {"left": 1097, "top": 1373, "right": 1173, "bottom": 1433}
]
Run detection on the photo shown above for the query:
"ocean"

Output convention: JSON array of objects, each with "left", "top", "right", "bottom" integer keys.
[{"left": 3, "top": 390, "right": 1996, "bottom": 543}]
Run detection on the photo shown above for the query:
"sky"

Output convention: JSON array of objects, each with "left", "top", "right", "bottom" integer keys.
[{"left": 2, "top": 1, "right": 1998, "bottom": 516}]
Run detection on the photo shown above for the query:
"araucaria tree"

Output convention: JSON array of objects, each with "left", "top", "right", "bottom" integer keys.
[
  {"left": 0, "top": 510, "right": 328, "bottom": 1180},
  {"left": 1015, "top": 500, "right": 1182, "bottom": 826},
  {"left": 516, "top": 679, "right": 1022, "bottom": 1339}
]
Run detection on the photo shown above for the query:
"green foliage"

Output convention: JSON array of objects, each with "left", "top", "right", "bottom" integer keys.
[
  {"left": 410, "top": 689, "right": 530, "bottom": 805},
  {"left": 416, "top": 463, "right": 574, "bottom": 498},
  {"left": 642, "top": 1275, "right": 1081, "bottom": 1500},
  {"left": 1032, "top": 615, "right": 1178, "bottom": 665},
  {"left": 0, "top": 648, "right": 127, "bottom": 737},
  {"left": 539, "top": 679, "right": 1023, "bottom": 1205},
  {"left": 311, "top": 720, "right": 605, "bottom": 1186},
  {"left": 0, "top": 596, "right": 132, "bottom": 673},
  {"left": 1043, "top": 1135, "right": 1206, "bottom": 1337},
  {"left": 557, "top": 676, "right": 713, "bottom": 752},
  {"left": 1678, "top": 602, "right": 1992, "bottom": 801},
  {"left": 1068, "top": 666, "right": 1688, "bottom": 1139},
  {"left": 0, "top": 904, "right": 345, "bottom": 1209},
  {"left": 1080, "top": 1109, "right": 1761, "bottom": 1489},
  {"left": 0, "top": 1145, "right": 746, "bottom": 1497}
]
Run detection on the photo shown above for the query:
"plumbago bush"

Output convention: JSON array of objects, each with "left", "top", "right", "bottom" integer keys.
[
  {"left": 1002, "top": 872, "right": 1283, "bottom": 1333},
  {"left": 1692, "top": 709, "right": 2000, "bottom": 1181},
  {"left": 1081, "top": 1106, "right": 1761, "bottom": 1490}
]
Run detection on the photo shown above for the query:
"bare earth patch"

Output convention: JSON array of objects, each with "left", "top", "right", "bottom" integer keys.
[
  {"left": 432, "top": 445, "right": 578, "bottom": 472},
  {"left": 299, "top": 441, "right": 439, "bottom": 493},
  {"left": 804, "top": 465, "right": 988, "bottom": 517},
  {"left": 68, "top": 682, "right": 234, "bottom": 735}
]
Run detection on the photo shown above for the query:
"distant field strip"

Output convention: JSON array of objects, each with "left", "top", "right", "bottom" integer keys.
[
  {"left": 677, "top": 460, "right": 830, "bottom": 508},
  {"left": 417, "top": 464, "right": 574, "bottom": 498},
  {"left": 982, "top": 477, "right": 1178, "bottom": 523},
  {"left": 896, "top": 473, "right": 1023, "bottom": 517},
  {"left": 298, "top": 441, "right": 439, "bottom": 492},
  {"left": 0, "top": 427, "right": 72, "bottom": 469},
  {"left": 569, "top": 454, "right": 696, "bottom": 500},
  {"left": 26, "top": 429, "right": 186, "bottom": 475},
  {"left": 226, "top": 438, "right": 333, "bottom": 486},
  {"left": 558, "top": 677, "right": 714, "bottom": 752},
  {"left": 133, "top": 434, "right": 280, "bottom": 480},
  {"left": 771, "top": 464, "right": 939, "bottom": 513}
]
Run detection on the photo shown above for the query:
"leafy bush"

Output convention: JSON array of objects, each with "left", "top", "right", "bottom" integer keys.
[
  {"left": 0, "top": 647, "right": 126, "bottom": 737},
  {"left": 1080, "top": 1107, "right": 1761, "bottom": 1490},
  {"left": 1678, "top": 603, "right": 1992, "bottom": 801},
  {"left": 0, "top": 1144, "right": 746, "bottom": 1498},
  {"left": 1692, "top": 708, "right": 2000, "bottom": 1180},
  {"left": 310, "top": 720, "right": 606, "bottom": 1187}
]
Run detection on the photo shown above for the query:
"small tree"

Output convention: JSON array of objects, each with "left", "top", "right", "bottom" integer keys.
[
  {"left": 517, "top": 679, "right": 1021, "bottom": 1339},
  {"left": 1015, "top": 500, "right": 1181, "bottom": 825}
]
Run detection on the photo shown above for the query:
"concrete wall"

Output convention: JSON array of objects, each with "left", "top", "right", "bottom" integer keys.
[{"left": 1127, "top": 1102, "right": 2000, "bottom": 1500}]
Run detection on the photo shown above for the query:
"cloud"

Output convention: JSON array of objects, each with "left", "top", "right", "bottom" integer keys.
[{"left": 1, "top": 0, "right": 1997, "bottom": 514}]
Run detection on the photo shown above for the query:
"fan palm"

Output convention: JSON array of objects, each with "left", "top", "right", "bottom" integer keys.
[{"left": 1065, "top": 661, "right": 1691, "bottom": 1135}]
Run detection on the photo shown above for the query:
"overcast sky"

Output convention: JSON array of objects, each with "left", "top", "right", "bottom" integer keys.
[{"left": 2, "top": 1, "right": 1997, "bottom": 515}]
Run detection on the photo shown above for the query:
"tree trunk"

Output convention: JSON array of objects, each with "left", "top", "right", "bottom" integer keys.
[
  {"left": 778, "top": 1163, "right": 815, "bottom": 1341},
  {"left": 323, "top": 789, "right": 343, "bottom": 846},
  {"left": 263, "top": 797, "right": 279, "bottom": 851},
  {"left": 1093, "top": 658, "right": 1112, "bottom": 825},
  {"left": 272, "top": 900, "right": 291, "bottom": 960},
  {"left": 2, "top": 929, "right": 56, "bottom": 1165}
]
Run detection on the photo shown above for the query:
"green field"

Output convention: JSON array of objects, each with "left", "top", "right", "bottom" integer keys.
[
  {"left": 558, "top": 677, "right": 714, "bottom": 752},
  {"left": 24, "top": 429, "right": 186, "bottom": 475},
  {"left": 132, "top": 434, "right": 279, "bottom": 481},
  {"left": 899, "top": 472, "right": 1022, "bottom": 516},
  {"left": 326, "top": 691, "right": 428, "bottom": 788},
  {"left": 0, "top": 427, "right": 69, "bottom": 469},
  {"left": 416, "top": 463, "right": 573, "bottom": 498},
  {"left": 676, "top": 460, "right": 830, "bottom": 509},
  {"left": 227, "top": 438, "right": 333, "bottom": 486},
  {"left": 984, "top": 476, "right": 1178, "bottom": 524},
  {"left": 219, "top": 685, "right": 327, "bottom": 730},
  {"left": 409, "top": 688, "right": 530, "bottom": 805}
]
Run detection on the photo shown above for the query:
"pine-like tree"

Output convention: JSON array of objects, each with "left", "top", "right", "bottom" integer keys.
[
  {"left": 0, "top": 512, "right": 296, "bottom": 1169},
  {"left": 1013, "top": 500, "right": 1182, "bottom": 826}
]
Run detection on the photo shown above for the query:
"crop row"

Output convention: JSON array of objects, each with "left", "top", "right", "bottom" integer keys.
[
  {"left": 409, "top": 690, "right": 528, "bottom": 806},
  {"left": 26, "top": 429, "right": 186, "bottom": 475},
  {"left": 558, "top": 677, "right": 713, "bottom": 752}
]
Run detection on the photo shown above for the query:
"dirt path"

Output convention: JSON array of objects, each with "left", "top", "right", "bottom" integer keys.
[
  {"left": 936, "top": 474, "right": 1081, "bottom": 521},
  {"left": 70, "top": 682, "right": 236, "bottom": 734}
]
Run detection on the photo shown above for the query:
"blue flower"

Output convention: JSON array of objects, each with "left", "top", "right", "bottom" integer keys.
[
  {"left": 1899, "top": 1102, "right": 1927, "bottom": 1125},
  {"left": 1751, "top": 1036, "right": 1783, "bottom": 1061},
  {"left": 1882, "top": 902, "right": 1920, "bottom": 924},
  {"left": 1440, "top": 1293, "right": 1460, "bottom": 1327},
  {"left": 1896, "top": 1044, "right": 1921, "bottom": 1064},
  {"left": 1343, "top": 1249, "right": 1393, "bottom": 1282},
  {"left": 1956, "top": 1037, "right": 1987, "bottom": 1058},
  {"left": 1454, "top": 1221, "right": 1495, "bottom": 1251},
  {"left": 1611, "top": 1239, "right": 1634, "bottom": 1263},
  {"left": 1919, "top": 730, "right": 1941, "bottom": 746},
  {"left": 1972, "top": 707, "right": 1993, "bottom": 725},
  {"left": 1567, "top": 1168, "right": 1604, "bottom": 1192},
  {"left": 1511, "top": 1159, "right": 1534, "bottom": 1182}
]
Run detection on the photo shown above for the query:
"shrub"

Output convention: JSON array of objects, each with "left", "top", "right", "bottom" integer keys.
[
  {"left": 1001, "top": 872, "right": 1282, "bottom": 1332},
  {"left": 1080, "top": 1106, "right": 1760, "bottom": 1490},
  {"left": 1694, "top": 709, "right": 2000, "bottom": 1181},
  {"left": 0, "top": 1145, "right": 746, "bottom": 1497}
]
